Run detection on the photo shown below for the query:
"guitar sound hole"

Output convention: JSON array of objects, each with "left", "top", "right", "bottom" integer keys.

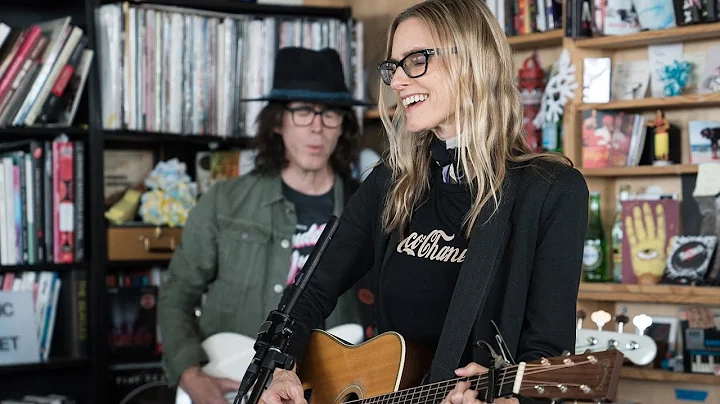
[{"left": 340, "top": 393, "right": 359, "bottom": 403}]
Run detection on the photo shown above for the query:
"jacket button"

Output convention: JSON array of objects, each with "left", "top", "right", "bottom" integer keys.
[
  {"left": 281, "top": 239, "right": 290, "bottom": 249},
  {"left": 241, "top": 232, "right": 248, "bottom": 239},
  {"left": 274, "top": 284, "right": 284, "bottom": 293}
]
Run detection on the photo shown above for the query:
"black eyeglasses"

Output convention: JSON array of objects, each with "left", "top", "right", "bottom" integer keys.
[
  {"left": 378, "top": 48, "right": 452, "bottom": 85},
  {"left": 286, "top": 106, "right": 345, "bottom": 128}
]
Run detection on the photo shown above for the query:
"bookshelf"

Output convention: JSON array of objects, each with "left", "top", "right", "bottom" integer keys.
[
  {"left": 0, "top": 0, "right": 362, "bottom": 403},
  {"left": 564, "top": 7, "right": 720, "bottom": 398}
]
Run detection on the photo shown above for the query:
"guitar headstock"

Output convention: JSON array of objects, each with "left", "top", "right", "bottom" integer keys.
[
  {"left": 517, "top": 350, "right": 624, "bottom": 403},
  {"left": 576, "top": 328, "right": 658, "bottom": 366}
]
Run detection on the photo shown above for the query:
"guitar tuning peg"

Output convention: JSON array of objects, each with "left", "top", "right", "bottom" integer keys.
[
  {"left": 632, "top": 314, "right": 653, "bottom": 335},
  {"left": 615, "top": 313, "right": 630, "bottom": 333},
  {"left": 561, "top": 349, "right": 571, "bottom": 356},
  {"left": 576, "top": 310, "right": 586, "bottom": 329},
  {"left": 590, "top": 310, "right": 612, "bottom": 331}
]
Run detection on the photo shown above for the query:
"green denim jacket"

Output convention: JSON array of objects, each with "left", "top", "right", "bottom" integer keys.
[{"left": 158, "top": 171, "right": 361, "bottom": 386}]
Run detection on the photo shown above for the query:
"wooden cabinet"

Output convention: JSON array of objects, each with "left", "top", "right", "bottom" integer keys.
[{"left": 107, "top": 226, "right": 182, "bottom": 261}]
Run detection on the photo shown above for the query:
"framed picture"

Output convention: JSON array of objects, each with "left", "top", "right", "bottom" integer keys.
[{"left": 646, "top": 315, "right": 679, "bottom": 369}]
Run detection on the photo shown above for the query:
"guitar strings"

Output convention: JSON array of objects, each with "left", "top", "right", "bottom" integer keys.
[
  {"left": 341, "top": 367, "right": 521, "bottom": 404},
  {"left": 340, "top": 358, "right": 600, "bottom": 404}
]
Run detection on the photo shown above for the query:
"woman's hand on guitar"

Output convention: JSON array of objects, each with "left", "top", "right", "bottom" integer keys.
[
  {"left": 179, "top": 365, "right": 240, "bottom": 404},
  {"left": 259, "top": 368, "right": 307, "bottom": 404},
  {"left": 440, "top": 362, "right": 519, "bottom": 404}
]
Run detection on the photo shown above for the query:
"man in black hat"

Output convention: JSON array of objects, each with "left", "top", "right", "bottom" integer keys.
[{"left": 157, "top": 47, "right": 373, "bottom": 404}]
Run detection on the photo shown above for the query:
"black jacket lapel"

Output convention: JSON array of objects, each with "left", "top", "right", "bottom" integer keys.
[
  {"left": 375, "top": 230, "right": 399, "bottom": 333},
  {"left": 429, "top": 169, "right": 520, "bottom": 382}
]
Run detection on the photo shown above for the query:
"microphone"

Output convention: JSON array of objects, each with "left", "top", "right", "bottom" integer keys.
[{"left": 234, "top": 215, "right": 341, "bottom": 404}]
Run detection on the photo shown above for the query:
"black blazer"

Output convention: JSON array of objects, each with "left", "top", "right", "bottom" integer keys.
[{"left": 285, "top": 157, "right": 589, "bottom": 402}]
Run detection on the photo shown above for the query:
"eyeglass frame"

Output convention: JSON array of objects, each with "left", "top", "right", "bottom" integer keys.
[
  {"left": 377, "top": 48, "right": 455, "bottom": 85},
  {"left": 285, "top": 105, "right": 346, "bottom": 128}
]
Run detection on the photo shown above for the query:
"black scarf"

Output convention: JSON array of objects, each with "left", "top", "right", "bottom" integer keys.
[{"left": 430, "top": 136, "right": 465, "bottom": 184}]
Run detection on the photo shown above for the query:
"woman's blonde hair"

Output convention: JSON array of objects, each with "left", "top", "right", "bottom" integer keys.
[{"left": 378, "top": 0, "right": 570, "bottom": 238}]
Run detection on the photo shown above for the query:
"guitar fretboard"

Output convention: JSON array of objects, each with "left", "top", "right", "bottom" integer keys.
[{"left": 356, "top": 365, "right": 523, "bottom": 404}]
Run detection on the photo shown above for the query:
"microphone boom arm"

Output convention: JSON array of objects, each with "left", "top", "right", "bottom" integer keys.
[{"left": 233, "top": 215, "right": 341, "bottom": 404}]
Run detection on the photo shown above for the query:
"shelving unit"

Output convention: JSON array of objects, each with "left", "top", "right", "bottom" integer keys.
[
  {"left": 553, "top": 2, "right": 720, "bottom": 399},
  {"left": 621, "top": 368, "right": 719, "bottom": 385},
  {"left": 579, "top": 164, "right": 699, "bottom": 177},
  {"left": 0, "top": 0, "right": 360, "bottom": 403},
  {"left": 104, "top": 130, "right": 253, "bottom": 148},
  {"left": 0, "top": 263, "right": 90, "bottom": 274},
  {"left": 507, "top": 29, "right": 564, "bottom": 51},
  {"left": 0, "top": 358, "right": 91, "bottom": 376},
  {"left": 574, "top": 21, "right": 720, "bottom": 50},
  {"left": 578, "top": 93, "right": 720, "bottom": 111},
  {"left": 578, "top": 283, "right": 720, "bottom": 305}
]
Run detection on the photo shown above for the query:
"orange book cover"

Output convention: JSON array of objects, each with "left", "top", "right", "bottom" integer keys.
[{"left": 582, "top": 109, "right": 611, "bottom": 168}]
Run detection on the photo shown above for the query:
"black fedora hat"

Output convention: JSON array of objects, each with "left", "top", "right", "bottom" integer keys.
[{"left": 241, "top": 47, "right": 371, "bottom": 107}]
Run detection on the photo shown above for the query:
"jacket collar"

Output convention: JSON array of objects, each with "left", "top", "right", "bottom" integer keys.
[{"left": 259, "top": 171, "right": 346, "bottom": 215}]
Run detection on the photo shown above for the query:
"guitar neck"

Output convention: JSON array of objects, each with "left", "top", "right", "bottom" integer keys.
[{"left": 359, "top": 364, "right": 525, "bottom": 404}]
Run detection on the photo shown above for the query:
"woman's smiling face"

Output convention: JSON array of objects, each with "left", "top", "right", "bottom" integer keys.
[{"left": 388, "top": 17, "right": 455, "bottom": 140}]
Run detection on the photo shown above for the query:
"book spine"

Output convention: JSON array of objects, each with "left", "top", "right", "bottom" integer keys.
[{"left": 73, "top": 141, "right": 84, "bottom": 263}]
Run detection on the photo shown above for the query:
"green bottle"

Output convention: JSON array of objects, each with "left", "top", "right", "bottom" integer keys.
[
  {"left": 583, "top": 192, "right": 608, "bottom": 282},
  {"left": 611, "top": 185, "right": 631, "bottom": 282}
]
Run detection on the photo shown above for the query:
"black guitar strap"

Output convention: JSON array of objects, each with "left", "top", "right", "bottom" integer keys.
[{"left": 428, "top": 173, "right": 519, "bottom": 384}]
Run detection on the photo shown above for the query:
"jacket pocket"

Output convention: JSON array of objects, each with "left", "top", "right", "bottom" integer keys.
[{"left": 216, "top": 216, "right": 272, "bottom": 289}]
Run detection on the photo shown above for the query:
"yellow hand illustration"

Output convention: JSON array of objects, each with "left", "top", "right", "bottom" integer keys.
[{"left": 624, "top": 202, "right": 666, "bottom": 284}]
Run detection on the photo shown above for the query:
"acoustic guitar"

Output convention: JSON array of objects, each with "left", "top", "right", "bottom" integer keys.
[
  {"left": 297, "top": 330, "right": 625, "bottom": 403},
  {"left": 173, "top": 324, "right": 365, "bottom": 404}
]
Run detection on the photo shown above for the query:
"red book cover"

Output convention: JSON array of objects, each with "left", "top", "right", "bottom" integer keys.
[
  {"left": 0, "top": 25, "right": 41, "bottom": 99},
  {"left": 53, "top": 140, "right": 74, "bottom": 263}
]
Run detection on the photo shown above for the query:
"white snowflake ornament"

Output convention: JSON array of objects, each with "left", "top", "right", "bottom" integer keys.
[{"left": 533, "top": 48, "right": 577, "bottom": 129}]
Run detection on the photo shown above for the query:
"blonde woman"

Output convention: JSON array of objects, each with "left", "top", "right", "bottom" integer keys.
[{"left": 260, "top": 1, "right": 588, "bottom": 403}]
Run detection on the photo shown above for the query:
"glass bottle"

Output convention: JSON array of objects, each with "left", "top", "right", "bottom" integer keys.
[
  {"left": 541, "top": 114, "right": 563, "bottom": 153},
  {"left": 611, "top": 185, "right": 631, "bottom": 283},
  {"left": 583, "top": 192, "right": 608, "bottom": 282}
]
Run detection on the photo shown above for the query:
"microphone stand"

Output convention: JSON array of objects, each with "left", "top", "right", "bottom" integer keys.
[{"left": 233, "top": 215, "right": 341, "bottom": 404}]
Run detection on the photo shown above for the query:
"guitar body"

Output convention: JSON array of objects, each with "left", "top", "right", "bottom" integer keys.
[
  {"left": 298, "top": 330, "right": 432, "bottom": 403},
  {"left": 173, "top": 324, "right": 365, "bottom": 404}
]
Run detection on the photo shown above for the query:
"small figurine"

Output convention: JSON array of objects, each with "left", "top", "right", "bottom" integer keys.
[{"left": 648, "top": 109, "right": 671, "bottom": 165}]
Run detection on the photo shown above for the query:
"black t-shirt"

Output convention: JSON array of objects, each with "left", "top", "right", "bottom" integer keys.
[
  {"left": 382, "top": 166, "right": 472, "bottom": 355},
  {"left": 282, "top": 182, "right": 334, "bottom": 285}
]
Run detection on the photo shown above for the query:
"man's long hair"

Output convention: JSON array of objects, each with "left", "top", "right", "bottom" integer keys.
[
  {"left": 252, "top": 102, "right": 361, "bottom": 180},
  {"left": 378, "top": 0, "right": 571, "bottom": 238}
]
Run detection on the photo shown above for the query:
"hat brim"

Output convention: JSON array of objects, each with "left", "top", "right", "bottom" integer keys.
[{"left": 239, "top": 89, "right": 374, "bottom": 107}]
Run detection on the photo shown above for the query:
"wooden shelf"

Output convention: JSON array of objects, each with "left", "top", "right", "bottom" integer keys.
[
  {"left": 0, "top": 126, "right": 89, "bottom": 140},
  {"left": 578, "top": 93, "right": 720, "bottom": 111},
  {"left": 580, "top": 164, "right": 698, "bottom": 177},
  {"left": 104, "top": 130, "right": 252, "bottom": 148},
  {"left": 0, "top": 262, "right": 89, "bottom": 274},
  {"left": 574, "top": 22, "right": 720, "bottom": 50},
  {"left": 578, "top": 283, "right": 720, "bottom": 305},
  {"left": 621, "top": 367, "right": 719, "bottom": 385},
  {"left": 0, "top": 358, "right": 90, "bottom": 375},
  {"left": 116, "top": 0, "right": 352, "bottom": 19},
  {"left": 507, "top": 29, "right": 564, "bottom": 51}
]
